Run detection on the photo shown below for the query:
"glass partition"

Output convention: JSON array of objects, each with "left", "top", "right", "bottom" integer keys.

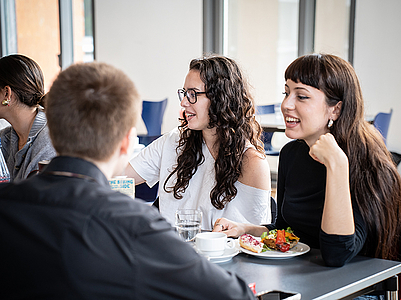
[
  {"left": 314, "top": 0, "right": 351, "bottom": 60},
  {"left": 223, "top": 0, "right": 299, "bottom": 105}
]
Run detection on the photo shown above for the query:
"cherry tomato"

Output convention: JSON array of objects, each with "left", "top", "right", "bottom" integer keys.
[{"left": 277, "top": 242, "right": 290, "bottom": 252}]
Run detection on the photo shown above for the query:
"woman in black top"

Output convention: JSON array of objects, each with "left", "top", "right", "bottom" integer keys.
[{"left": 213, "top": 54, "right": 401, "bottom": 267}]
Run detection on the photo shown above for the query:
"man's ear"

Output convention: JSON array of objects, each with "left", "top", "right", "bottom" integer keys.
[
  {"left": 120, "top": 127, "right": 137, "bottom": 155},
  {"left": 331, "top": 101, "right": 342, "bottom": 121}
]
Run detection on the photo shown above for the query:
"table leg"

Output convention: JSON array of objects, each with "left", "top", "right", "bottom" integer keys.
[
  {"left": 383, "top": 275, "right": 398, "bottom": 300},
  {"left": 386, "top": 291, "right": 397, "bottom": 300}
]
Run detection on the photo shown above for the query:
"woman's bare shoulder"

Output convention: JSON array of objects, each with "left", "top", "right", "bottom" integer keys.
[{"left": 239, "top": 148, "right": 271, "bottom": 190}]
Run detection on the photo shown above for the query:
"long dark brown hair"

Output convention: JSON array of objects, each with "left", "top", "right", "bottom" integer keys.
[
  {"left": 164, "top": 55, "right": 265, "bottom": 209},
  {"left": 285, "top": 53, "right": 401, "bottom": 260},
  {"left": 0, "top": 54, "right": 46, "bottom": 107}
]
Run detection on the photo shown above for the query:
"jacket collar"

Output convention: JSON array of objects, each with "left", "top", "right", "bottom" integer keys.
[{"left": 42, "top": 156, "right": 110, "bottom": 187}]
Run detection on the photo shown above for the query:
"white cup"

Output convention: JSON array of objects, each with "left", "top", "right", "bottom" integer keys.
[{"left": 195, "top": 232, "right": 234, "bottom": 257}]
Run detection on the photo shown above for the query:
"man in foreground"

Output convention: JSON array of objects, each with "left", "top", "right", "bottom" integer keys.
[{"left": 0, "top": 62, "right": 255, "bottom": 299}]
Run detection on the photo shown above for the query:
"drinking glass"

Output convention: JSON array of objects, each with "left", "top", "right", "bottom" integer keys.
[{"left": 175, "top": 209, "right": 202, "bottom": 242}]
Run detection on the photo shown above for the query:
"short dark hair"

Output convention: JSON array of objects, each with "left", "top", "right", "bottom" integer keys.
[
  {"left": 46, "top": 62, "right": 141, "bottom": 161},
  {"left": 0, "top": 54, "right": 45, "bottom": 107}
]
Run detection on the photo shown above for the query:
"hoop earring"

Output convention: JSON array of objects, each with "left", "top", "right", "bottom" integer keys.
[
  {"left": 2, "top": 98, "right": 10, "bottom": 106},
  {"left": 327, "top": 119, "right": 334, "bottom": 128}
]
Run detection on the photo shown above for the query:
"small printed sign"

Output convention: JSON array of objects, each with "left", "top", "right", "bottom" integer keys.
[{"left": 109, "top": 176, "right": 135, "bottom": 198}]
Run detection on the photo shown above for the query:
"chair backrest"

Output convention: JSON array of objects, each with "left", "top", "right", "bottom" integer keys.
[
  {"left": 373, "top": 109, "right": 393, "bottom": 145},
  {"left": 138, "top": 135, "right": 160, "bottom": 147},
  {"left": 141, "top": 98, "right": 168, "bottom": 136},
  {"left": 257, "top": 104, "right": 281, "bottom": 156},
  {"left": 270, "top": 197, "right": 277, "bottom": 224}
]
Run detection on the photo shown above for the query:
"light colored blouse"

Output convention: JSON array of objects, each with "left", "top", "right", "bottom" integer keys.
[{"left": 130, "top": 128, "right": 271, "bottom": 230}]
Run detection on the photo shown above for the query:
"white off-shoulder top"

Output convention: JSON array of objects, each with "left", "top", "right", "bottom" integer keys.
[{"left": 130, "top": 128, "right": 271, "bottom": 230}]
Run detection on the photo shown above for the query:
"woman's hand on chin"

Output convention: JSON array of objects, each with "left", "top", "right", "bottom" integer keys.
[{"left": 309, "top": 133, "right": 348, "bottom": 168}]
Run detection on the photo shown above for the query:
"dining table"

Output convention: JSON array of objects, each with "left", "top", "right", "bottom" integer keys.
[{"left": 218, "top": 247, "right": 401, "bottom": 300}]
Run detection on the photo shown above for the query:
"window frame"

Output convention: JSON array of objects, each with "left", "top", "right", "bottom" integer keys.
[{"left": 203, "top": 0, "right": 356, "bottom": 64}]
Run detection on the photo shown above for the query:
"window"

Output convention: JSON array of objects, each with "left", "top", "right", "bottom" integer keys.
[
  {"left": 0, "top": 0, "right": 94, "bottom": 91},
  {"left": 223, "top": 0, "right": 299, "bottom": 105},
  {"left": 210, "top": 0, "right": 354, "bottom": 105},
  {"left": 314, "top": 0, "right": 352, "bottom": 61}
]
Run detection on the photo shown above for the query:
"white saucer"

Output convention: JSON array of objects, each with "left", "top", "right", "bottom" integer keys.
[{"left": 195, "top": 240, "right": 240, "bottom": 263}]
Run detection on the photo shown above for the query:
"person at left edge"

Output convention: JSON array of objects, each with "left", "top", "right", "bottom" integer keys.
[{"left": 0, "top": 54, "right": 56, "bottom": 181}]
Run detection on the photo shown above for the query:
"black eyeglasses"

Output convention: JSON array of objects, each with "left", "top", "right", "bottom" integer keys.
[{"left": 177, "top": 88, "right": 206, "bottom": 104}]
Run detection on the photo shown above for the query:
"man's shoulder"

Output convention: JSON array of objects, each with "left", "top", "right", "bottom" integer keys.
[
  {"left": 66, "top": 184, "right": 171, "bottom": 235},
  {"left": 101, "top": 192, "right": 169, "bottom": 230},
  {"left": 0, "top": 177, "right": 171, "bottom": 236}
]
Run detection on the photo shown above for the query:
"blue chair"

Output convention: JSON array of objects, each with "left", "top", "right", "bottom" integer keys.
[
  {"left": 135, "top": 182, "right": 159, "bottom": 202},
  {"left": 138, "top": 135, "right": 160, "bottom": 147},
  {"left": 138, "top": 98, "right": 168, "bottom": 146},
  {"left": 373, "top": 109, "right": 393, "bottom": 145},
  {"left": 257, "top": 104, "right": 280, "bottom": 156},
  {"left": 260, "top": 132, "right": 279, "bottom": 155},
  {"left": 136, "top": 98, "right": 167, "bottom": 202},
  {"left": 270, "top": 196, "right": 277, "bottom": 224},
  {"left": 142, "top": 98, "right": 168, "bottom": 136}
]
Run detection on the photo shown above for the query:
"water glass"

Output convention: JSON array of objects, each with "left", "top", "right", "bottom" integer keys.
[{"left": 175, "top": 209, "right": 202, "bottom": 242}]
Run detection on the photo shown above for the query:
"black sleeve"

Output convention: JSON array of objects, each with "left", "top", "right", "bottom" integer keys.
[{"left": 319, "top": 203, "right": 367, "bottom": 267}]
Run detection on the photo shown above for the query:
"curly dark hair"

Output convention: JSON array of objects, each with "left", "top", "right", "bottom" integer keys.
[
  {"left": 164, "top": 55, "right": 265, "bottom": 209},
  {"left": 285, "top": 53, "right": 401, "bottom": 261}
]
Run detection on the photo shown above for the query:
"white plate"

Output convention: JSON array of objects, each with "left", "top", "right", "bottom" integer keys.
[
  {"left": 241, "top": 242, "right": 310, "bottom": 259},
  {"left": 195, "top": 240, "right": 241, "bottom": 263}
]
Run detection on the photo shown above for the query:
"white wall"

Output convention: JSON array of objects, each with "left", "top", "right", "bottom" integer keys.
[
  {"left": 94, "top": 0, "right": 401, "bottom": 161},
  {"left": 94, "top": 0, "right": 203, "bottom": 135},
  {"left": 353, "top": 0, "right": 401, "bottom": 155}
]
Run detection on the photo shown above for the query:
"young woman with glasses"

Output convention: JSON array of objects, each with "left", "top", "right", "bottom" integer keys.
[{"left": 125, "top": 55, "right": 271, "bottom": 230}]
